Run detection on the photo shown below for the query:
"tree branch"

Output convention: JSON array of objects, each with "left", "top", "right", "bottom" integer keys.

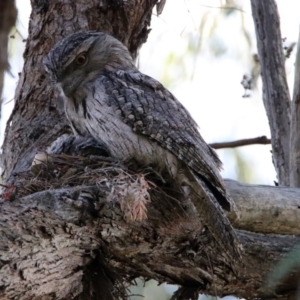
[
  {"left": 0, "top": 175, "right": 300, "bottom": 300},
  {"left": 225, "top": 179, "right": 300, "bottom": 234},
  {"left": 251, "top": 0, "right": 291, "bottom": 186},
  {"left": 209, "top": 136, "right": 271, "bottom": 149}
]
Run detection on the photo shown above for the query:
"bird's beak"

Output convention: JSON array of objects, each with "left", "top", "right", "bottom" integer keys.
[{"left": 60, "top": 76, "right": 82, "bottom": 98}]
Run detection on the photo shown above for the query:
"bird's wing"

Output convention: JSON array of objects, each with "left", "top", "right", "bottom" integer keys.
[{"left": 101, "top": 70, "right": 231, "bottom": 210}]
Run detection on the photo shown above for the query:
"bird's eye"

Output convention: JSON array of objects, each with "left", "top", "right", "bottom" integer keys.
[{"left": 75, "top": 54, "right": 87, "bottom": 66}]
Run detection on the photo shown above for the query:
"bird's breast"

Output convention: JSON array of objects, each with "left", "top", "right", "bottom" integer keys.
[{"left": 64, "top": 93, "right": 179, "bottom": 177}]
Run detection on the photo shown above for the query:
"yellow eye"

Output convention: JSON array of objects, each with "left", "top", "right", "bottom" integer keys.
[{"left": 75, "top": 54, "right": 87, "bottom": 66}]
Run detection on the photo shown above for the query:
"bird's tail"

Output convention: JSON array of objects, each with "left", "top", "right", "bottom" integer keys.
[{"left": 179, "top": 169, "right": 242, "bottom": 262}]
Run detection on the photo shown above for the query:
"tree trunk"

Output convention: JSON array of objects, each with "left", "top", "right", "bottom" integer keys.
[{"left": 0, "top": 1, "right": 299, "bottom": 299}]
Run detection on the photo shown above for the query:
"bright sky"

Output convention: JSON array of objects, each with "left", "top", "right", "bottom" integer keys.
[{"left": 2, "top": 0, "right": 300, "bottom": 185}]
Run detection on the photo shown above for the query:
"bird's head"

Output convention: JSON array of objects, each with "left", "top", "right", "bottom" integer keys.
[{"left": 44, "top": 31, "right": 135, "bottom": 97}]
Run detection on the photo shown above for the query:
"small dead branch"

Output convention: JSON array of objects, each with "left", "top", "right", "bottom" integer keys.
[{"left": 209, "top": 136, "right": 271, "bottom": 149}]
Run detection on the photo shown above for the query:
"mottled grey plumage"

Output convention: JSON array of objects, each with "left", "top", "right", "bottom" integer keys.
[
  {"left": 44, "top": 31, "right": 240, "bottom": 260},
  {"left": 47, "top": 134, "right": 111, "bottom": 157}
]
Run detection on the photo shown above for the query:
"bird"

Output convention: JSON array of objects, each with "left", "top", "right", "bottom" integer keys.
[{"left": 44, "top": 31, "right": 241, "bottom": 260}]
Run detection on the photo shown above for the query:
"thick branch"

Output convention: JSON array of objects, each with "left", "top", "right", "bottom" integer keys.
[
  {"left": 251, "top": 0, "right": 291, "bottom": 186},
  {"left": 210, "top": 136, "right": 271, "bottom": 149},
  {"left": 225, "top": 179, "right": 300, "bottom": 234},
  {"left": 0, "top": 176, "right": 300, "bottom": 299}
]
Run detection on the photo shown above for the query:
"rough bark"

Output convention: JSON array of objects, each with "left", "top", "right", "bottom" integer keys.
[
  {"left": 290, "top": 26, "right": 300, "bottom": 187},
  {"left": 1, "top": 0, "right": 159, "bottom": 180},
  {"left": 0, "top": 0, "right": 17, "bottom": 105},
  {"left": 251, "top": 0, "right": 291, "bottom": 186},
  {"left": 0, "top": 175, "right": 299, "bottom": 300}
]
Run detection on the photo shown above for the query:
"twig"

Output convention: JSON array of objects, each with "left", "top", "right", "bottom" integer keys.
[{"left": 209, "top": 136, "right": 271, "bottom": 149}]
